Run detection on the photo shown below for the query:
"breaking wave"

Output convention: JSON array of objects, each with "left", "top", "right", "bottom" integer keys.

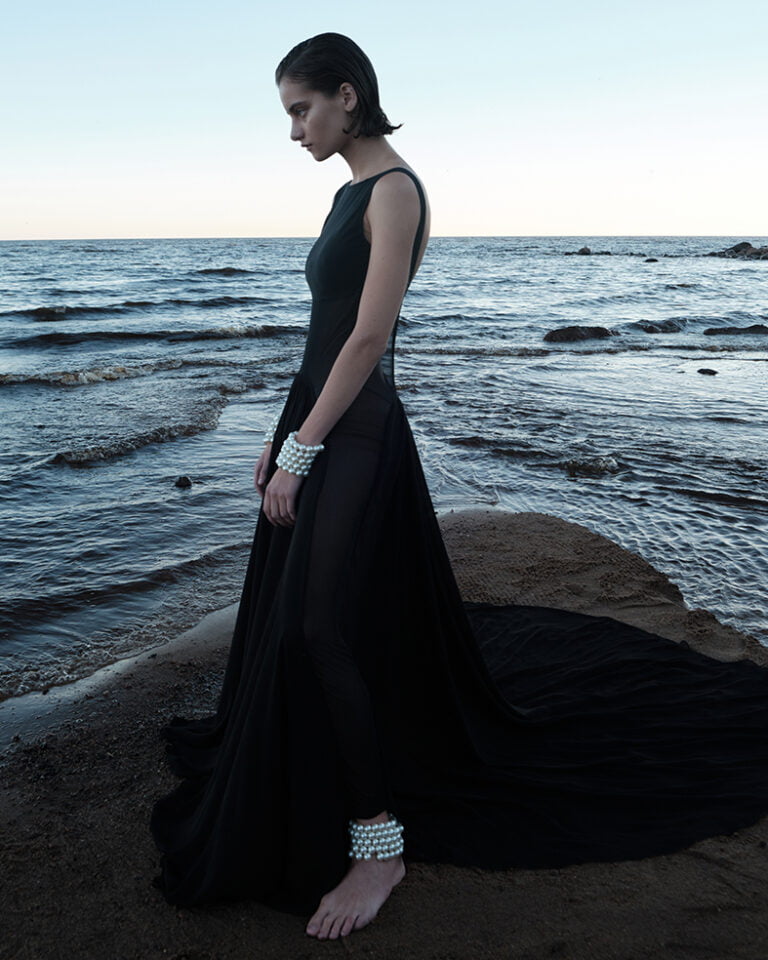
[{"left": 0, "top": 358, "right": 184, "bottom": 387}]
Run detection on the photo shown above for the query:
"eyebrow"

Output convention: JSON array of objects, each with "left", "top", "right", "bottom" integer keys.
[{"left": 287, "top": 101, "right": 308, "bottom": 115}]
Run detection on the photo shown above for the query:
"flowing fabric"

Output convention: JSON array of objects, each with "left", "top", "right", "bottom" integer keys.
[{"left": 150, "top": 167, "right": 768, "bottom": 916}]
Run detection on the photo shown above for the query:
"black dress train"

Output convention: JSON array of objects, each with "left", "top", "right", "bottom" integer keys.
[{"left": 150, "top": 167, "right": 768, "bottom": 915}]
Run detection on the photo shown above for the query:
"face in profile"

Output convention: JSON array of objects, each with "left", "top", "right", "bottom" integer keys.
[{"left": 278, "top": 79, "right": 358, "bottom": 162}]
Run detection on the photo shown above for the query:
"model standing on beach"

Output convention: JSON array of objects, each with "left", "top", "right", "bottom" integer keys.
[
  {"left": 153, "top": 32, "right": 434, "bottom": 937},
  {"left": 150, "top": 31, "right": 768, "bottom": 943},
  {"left": 260, "top": 34, "right": 429, "bottom": 937}
]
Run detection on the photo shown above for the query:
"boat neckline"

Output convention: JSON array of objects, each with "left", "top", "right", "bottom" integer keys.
[{"left": 345, "top": 166, "right": 414, "bottom": 187}]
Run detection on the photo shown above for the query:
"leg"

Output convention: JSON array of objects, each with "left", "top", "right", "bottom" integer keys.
[
  {"left": 301, "top": 434, "right": 404, "bottom": 937},
  {"left": 301, "top": 432, "right": 391, "bottom": 817}
]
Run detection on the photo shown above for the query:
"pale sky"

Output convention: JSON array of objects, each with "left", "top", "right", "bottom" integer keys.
[{"left": 2, "top": 0, "right": 766, "bottom": 239}]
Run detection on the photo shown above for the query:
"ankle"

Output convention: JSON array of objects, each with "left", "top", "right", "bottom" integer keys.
[
  {"left": 354, "top": 809, "right": 390, "bottom": 826},
  {"left": 348, "top": 813, "right": 404, "bottom": 862}
]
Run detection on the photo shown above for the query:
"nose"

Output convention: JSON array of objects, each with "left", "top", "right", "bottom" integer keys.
[{"left": 290, "top": 118, "right": 303, "bottom": 142}]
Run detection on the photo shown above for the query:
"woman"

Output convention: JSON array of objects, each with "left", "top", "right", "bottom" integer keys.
[{"left": 151, "top": 33, "right": 768, "bottom": 942}]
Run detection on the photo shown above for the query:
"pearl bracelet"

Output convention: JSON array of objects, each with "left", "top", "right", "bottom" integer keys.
[
  {"left": 276, "top": 431, "right": 324, "bottom": 478},
  {"left": 348, "top": 815, "right": 405, "bottom": 861},
  {"left": 263, "top": 411, "right": 281, "bottom": 445}
]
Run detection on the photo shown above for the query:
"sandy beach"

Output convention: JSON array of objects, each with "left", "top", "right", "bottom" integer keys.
[{"left": 2, "top": 509, "right": 768, "bottom": 959}]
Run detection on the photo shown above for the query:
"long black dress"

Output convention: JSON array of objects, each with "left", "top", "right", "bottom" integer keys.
[{"left": 150, "top": 166, "right": 768, "bottom": 916}]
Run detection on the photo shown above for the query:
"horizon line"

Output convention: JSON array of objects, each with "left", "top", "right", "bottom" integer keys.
[{"left": 1, "top": 234, "right": 763, "bottom": 244}]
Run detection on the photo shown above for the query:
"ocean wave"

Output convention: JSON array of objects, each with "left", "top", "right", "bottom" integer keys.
[
  {"left": 7, "top": 323, "right": 302, "bottom": 349},
  {"left": 0, "top": 354, "right": 265, "bottom": 389},
  {"left": 670, "top": 486, "right": 768, "bottom": 509},
  {"left": 50, "top": 398, "right": 228, "bottom": 464},
  {"left": 0, "top": 294, "right": 272, "bottom": 322},
  {"left": 195, "top": 266, "right": 255, "bottom": 276},
  {"left": 0, "top": 540, "right": 250, "bottom": 703},
  {"left": 0, "top": 358, "right": 184, "bottom": 387},
  {"left": 401, "top": 341, "right": 768, "bottom": 361},
  {"left": 704, "top": 324, "right": 768, "bottom": 336},
  {"left": 401, "top": 346, "right": 552, "bottom": 358},
  {"left": 559, "top": 291, "right": 652, "bottom": 307},
  {"left": 0, "top": 540, "right": 249, "bottom": 627},
  {"left": 2, "top": 304, "right": 127, "bottom": 321}
]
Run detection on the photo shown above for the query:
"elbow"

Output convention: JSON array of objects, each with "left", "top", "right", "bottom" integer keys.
[{"left": 348, "top": 329, "right": 390, "bottom": 362}]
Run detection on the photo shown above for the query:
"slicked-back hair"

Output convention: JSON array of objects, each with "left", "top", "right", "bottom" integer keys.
[{"left": 275, "top": 33, "right": 401, "bottom": 139}]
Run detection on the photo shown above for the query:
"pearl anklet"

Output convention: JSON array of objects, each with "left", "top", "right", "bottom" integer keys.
[{"left": 348, "top": 815, "right": 405, "bottom": 861}]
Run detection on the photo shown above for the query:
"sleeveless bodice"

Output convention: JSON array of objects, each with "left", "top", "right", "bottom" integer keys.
[{"left": 300, "top": 167, "right": 426, "bottom": 394}]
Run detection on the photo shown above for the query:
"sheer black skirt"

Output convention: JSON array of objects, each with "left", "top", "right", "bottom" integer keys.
[{"left": 150, "top": 372, "right": 768, "bottom": 915}]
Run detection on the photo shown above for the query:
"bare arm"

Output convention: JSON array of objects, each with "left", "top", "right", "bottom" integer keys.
[{"left": 296, "top": 172, "right": 421, "bottom": 445}]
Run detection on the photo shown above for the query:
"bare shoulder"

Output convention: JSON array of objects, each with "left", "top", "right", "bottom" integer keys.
[
  {"left": 364, "top": 168, "right": 431, "bottom": 267},
  {"left": 370, "top": 168, "right": 427, "bottom": 211}
]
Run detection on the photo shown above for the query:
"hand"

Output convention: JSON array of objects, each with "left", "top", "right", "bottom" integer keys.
[
  {"left": 253, "top": 444, "right": 272, "bottom": 497},
  {"left": 263, "top": 468, "right": 303, "bottom": 527}
]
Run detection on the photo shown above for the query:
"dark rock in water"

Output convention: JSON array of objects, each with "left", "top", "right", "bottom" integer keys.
[
  {"left": 175, "top": 475, "right": 192, "bottom": 489},
  {"left": 565, "top": 456, "right": 620, "bottom": 477},
  {"left": 706, "top": 241, "right": 768, "bottom": 260},
  {"left": 631, "top": 318, "right": 686, "bottom": 334},
  {"left": 543, "top": 325, "right": 613, "bottom": 343},
  {"left": 577, "top": 246, "right": 591, "bottom": 255},
  {"left": 564, "top": 247, "right": 612, "bottom": 256},
  {"left": 698, "top": 368, "right": 718, "bottom": 376},
  {"left": 644, "top": 258, "right": 658, "bottom": 263},
  {"left": 703, "top": 324, "right": 768, "bottom": 336}
]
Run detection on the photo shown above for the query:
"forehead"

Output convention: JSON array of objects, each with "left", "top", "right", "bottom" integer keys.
[{"left": 278, "top": 78, "right": 313, "bottom": 112}]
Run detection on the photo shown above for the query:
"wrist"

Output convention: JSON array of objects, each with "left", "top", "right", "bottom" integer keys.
[
  {"left": 276, "top": 431, "right": 325, "bottom": 477},
  {"left": 295, "top": 429, "right": 324, "bottom": 447}
]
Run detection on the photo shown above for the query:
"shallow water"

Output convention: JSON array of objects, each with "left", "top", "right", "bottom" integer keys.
[{"left": 1, "top": 234, "right": 766, "bottom": 700}]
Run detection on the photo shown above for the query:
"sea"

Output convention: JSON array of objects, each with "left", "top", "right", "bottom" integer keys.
[{"left": 1, "top": 235, "right": 766, "bottom": 703}]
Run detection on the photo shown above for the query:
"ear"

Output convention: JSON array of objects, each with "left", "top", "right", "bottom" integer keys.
[{"left": 338, "top": 82, "right": 358, "bottom": 114}]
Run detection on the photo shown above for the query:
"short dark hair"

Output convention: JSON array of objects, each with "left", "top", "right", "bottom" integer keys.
[{"left": 275, "top": 33, "right": 401, "bottom": 139}]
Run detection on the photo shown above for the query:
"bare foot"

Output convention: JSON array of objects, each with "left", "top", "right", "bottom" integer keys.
[{"left": 305, "top": 855, "right": 405, "bottom": 939}]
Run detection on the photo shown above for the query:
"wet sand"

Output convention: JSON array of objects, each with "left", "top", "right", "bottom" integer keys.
[{"left": 2, "top": 509, "right": 767, "bottom": 959}]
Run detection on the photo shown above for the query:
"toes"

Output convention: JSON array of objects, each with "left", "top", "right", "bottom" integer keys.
[
  {"left": 305, "top": 906, "right": 329, "bottom": 937},
  {"left": 340, "top": 913, "right": 358, "bottom": 937},
  {"left": 317, "top": 911, "right": 337, "bottom": 939}
]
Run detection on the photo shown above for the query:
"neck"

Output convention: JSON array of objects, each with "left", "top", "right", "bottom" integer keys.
[{"left": 339, "top": 135, "right": 403, "bottom": 183}]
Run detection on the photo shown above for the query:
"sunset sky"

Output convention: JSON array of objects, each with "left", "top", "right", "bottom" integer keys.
[{"left": 2, "top": 0, "right": 766, "bottom": 239}]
